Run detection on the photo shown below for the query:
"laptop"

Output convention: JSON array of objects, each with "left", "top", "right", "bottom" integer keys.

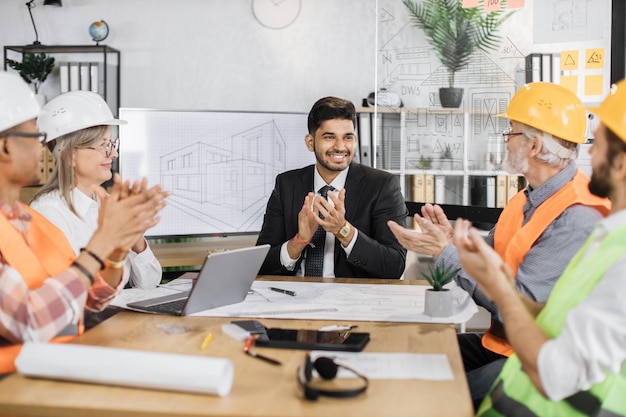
[{"left": 127, "top": 244, "right": 270, "bottom": 316}]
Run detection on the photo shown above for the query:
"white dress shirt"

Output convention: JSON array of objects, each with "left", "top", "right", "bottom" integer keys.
[
  {"left": 537, "top": 208, "right": 626, "bottom": 400},
  {"left": 30, "top": 189, "right": 162, "bottom": 289},
  {"left": 280, "top": 166, "right": 358, "bottom": 277}
]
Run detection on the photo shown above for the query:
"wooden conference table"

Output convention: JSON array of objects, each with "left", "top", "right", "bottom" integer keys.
[{"left": 0, "top": 276, "right": 473, "bottom": 417}]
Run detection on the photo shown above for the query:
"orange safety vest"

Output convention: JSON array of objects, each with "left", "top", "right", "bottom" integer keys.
[
  {"left": 483, "top": 169, "right": 610, "bottom": 357},
  {"left": 0, "top": 204, "right": 78, "bottom": 374}
]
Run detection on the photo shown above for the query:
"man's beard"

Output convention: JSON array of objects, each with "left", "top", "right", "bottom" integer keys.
[
  {"left": 588, "top": 159, "right": 613, "bottom": 198},
  {"left": 502, "top": 145, "right": 529, "bottom": 176},
  {"left": 314, "top": 148, "right": 351, "bottom": 172}
]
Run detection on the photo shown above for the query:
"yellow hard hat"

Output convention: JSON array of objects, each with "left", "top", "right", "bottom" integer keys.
[
  {"left": 498, "top": 82, "right": 587, "bottom": 144},
  {"left": 587, "top": 79, "right": 626, "bottom": 143}
]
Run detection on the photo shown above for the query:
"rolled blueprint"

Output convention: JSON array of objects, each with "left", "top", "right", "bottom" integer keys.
[{"left": 15, "top": 343, "right": 234, "bottom": 396}]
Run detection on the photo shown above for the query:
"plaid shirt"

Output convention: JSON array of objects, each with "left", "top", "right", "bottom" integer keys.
[{"left": 0, "top": 200, "right": 120, "bottom": 344}]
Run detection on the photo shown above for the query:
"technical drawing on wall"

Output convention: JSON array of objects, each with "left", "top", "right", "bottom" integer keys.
[
  {"left": 119, "top": 109, "right": 313, "bottom": 238},
  {"left": 533, "top": 0, "right": 606, "bottom": 44},
  {"left": 370, "top": 1, "right": 603, "bottom": 207},
  {"left": 374, "top": 1, "right": 522, "bottom": 176}
]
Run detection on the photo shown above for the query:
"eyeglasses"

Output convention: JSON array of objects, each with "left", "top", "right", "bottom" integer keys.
[
  {"left": 0, "top": 131, "right": 48, "bottom": 144},
  {"left": 501, "top": 127, "right": 524, "bottom": 143},
  {"left": 84, "top": 137, "right": 119, "bottom": 157}
]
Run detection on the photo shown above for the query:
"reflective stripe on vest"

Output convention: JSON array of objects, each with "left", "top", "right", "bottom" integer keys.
[
  {"left": 484, "top": 169, "right": 610, "bottom": 357},
  {"left": 478, "top": 225, "right": 626, "bottom": 417},
  {"left": 0, "top": 205, "right": 77, "bottom": 374}
]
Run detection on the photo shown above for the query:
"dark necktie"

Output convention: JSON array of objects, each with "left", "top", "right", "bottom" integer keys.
[{"left": 305, "top": 185, "right": 334, "bottom": 277}]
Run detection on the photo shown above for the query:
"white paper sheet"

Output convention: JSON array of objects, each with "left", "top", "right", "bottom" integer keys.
[
  {"left": 309, "top": 351, "right": 454, "bottom": 381},
  {"left": 112, "top": 280, "right": 477, "bottom": 324},
  {"left": 16, "top": 343, "right": 234, "bottom": 396}
]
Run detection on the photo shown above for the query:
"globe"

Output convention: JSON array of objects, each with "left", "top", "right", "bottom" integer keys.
[{"left": 89, "top": 20, "right": 109, "bottom": 43}]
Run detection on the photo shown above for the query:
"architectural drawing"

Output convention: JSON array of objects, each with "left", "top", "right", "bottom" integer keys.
[
  {"left": 119, "top": 110, "right": 312, "bottom": 237},
  {"left": 534, "top": 0, "right": 606, "bottom": 44},
  {"left": 376, "top": 0, "right": 519, "bottom": 173}
]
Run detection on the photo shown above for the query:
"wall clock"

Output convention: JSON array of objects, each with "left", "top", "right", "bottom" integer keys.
[{"left": 252, "top": 0, "right": 301, "bottom": 30}]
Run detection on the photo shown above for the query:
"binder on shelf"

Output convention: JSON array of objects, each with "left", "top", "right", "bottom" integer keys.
[
  {"left": 374, "top": 113, "right": 401, "bottom": 170},
  {"left": 507, "top": 175, "right": 520, "bottom": 202},
  {"left": 541, "top": 54, "right": 552, "bottom": 82},
  {"left": 68, "top": 62, "right": 80, "bottom": 91},
  {"left": 486, "top": 176, "right": 496, "bottom": 208},
  {"left": 79, "top": 62, "right": 90, "bottom": 91},
  {"left": 551, "top": 54, "right": 561, "bottom": 84},
  {"left": 496, "top": 175, "right": 508, "bottom": 208},
  {"left": 411, "top": 174, "right": 425, "bottom": 202},
  {"left": 424, "top": 174, "right": 435, "bottom": 203},
  {"left": 39, "top": 147, "right": 56, "bottom": 184},
  {"left": 525, "top": 53, "right": 541, "bottom": 83},
  {"left": 106, "top": 63, "right": 119, "bottom": 116},
  {"left": 470, "top": 176, "right": 488, "bottom": 207},
  {"left": 525, "top": 53, "right": 554, "bottom": 83},
  {"left": 434, "top": 176, "right": 446, "bottom": 204},
  {"left": 90, "top": 62, "right": 104, "bottom": 95},
  {"left": 59, "top": 62, "right": 69, "bottom": 93},
  {"left": 357, "top": 112, "right": 372, "bottom": 166}
]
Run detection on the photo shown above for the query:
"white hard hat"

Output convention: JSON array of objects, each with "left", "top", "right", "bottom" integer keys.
[
  {"left": 0, "top": 71, "right": 41, "bottom": 132},
  {"left": 38, "top": 91, "right": 126, "bottom": 142}
]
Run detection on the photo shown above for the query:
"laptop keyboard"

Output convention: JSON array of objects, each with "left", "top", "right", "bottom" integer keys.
[{"left": 151, "top": 298, "right": 187, "bottom": 315}]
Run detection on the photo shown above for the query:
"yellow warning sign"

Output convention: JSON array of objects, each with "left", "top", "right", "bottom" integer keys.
[
  {"left": 560, "top": 50, "right": 579, "bottom": 71},
  {"left": 585, "top": 49, "right": 604, "bottom": 69}
]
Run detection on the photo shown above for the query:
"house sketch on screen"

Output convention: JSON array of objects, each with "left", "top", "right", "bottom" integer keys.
[{"left": 159, "top": 120, "right": 288, "bottom": 234}]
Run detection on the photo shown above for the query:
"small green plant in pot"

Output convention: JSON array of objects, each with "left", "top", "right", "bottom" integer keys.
[
  {"left": 421, "top": 262, "right": 460, "bottom": 317},
  {"left": 417, "top": 154, "right": 433, "bottom": 169},
  {"left": 402, "top": 0, "right": 513, "bottom": 107},
  {"left": 6, "top": 52, "right": 55, "bottom": 94},
  {"left": 439, "top": 143, "right": 454, "bottom": 170}
]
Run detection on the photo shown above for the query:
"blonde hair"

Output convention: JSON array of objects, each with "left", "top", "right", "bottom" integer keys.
[{"left": 32, "top": 125, "right": 109, "bottom": 217}]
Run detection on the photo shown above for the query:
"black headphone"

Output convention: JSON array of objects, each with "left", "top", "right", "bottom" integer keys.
[{"left": 297, "top": 354, "right": 369, "bottom": 401}]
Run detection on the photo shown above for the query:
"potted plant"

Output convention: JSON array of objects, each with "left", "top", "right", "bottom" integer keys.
[
  {"left": 402, "top": 0, "right": 513, "bottom": 108},
  {"left": 439, "top": 143, "right": 454, "bottom": 170},
  {"left": 421, "top": 261, "right": 460, "bottom": 317},
  {"left": 6, "top": 52, "right": 55, "bottom": 96},
  {"left": 417, "top": 154, "right": 433, "bottom": 169}
]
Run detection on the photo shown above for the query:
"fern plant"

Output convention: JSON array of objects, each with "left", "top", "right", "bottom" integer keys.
[
  {"left": 402, "top": 0, "right": 513, "bottom": 88},
  {"left": 421, "top": 262, "right": 460, "bottom": 291},
  {"left": 6, "top": 53, "right": 55, "bottom": 94}
]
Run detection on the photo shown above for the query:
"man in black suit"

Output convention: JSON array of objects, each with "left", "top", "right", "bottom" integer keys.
[{"left": 256, "top": 96, "right": 407, "bottom": 278}]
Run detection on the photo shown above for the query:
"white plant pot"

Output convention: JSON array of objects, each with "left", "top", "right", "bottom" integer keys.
[{"left": 424, "top": 289, "right": 453, "bottom": 317}]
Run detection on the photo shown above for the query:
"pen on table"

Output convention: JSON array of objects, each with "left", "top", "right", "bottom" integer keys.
[
  {"left": 243, "top": 335, "right": 282, "bottom": 366},
  {"left": 200, "top": 332, "right": 213, "bottom": 350},
  {"left": 269, "top": 287, "right": 297, "bottom": 296}
]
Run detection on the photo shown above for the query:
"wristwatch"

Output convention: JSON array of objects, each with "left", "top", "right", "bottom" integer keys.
[{"left": 335, "top": 222, "right": 351, "bottom": 239}]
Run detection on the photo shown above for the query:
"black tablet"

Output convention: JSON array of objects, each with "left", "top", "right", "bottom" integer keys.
[{"left": 254, "top": 328, "right": 370, "bottom": 352}]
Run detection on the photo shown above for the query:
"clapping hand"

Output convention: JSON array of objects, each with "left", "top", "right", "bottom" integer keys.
[
  {"left": 452, "top": 218, "right": 513, "bottom": 301},
  {"left": 387, "top": 213, "right": 449, "bottom": 258},
  {"left": 93, "top": 174, "right": 169, "bottom": 254},
  {"left": 420, "top": 203, "right": 454, "bottom": 242}
]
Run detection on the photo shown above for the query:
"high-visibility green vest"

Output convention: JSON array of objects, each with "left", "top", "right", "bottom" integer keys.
[{"left": 477, "top": 224, "right": 626, "bottom": 417}]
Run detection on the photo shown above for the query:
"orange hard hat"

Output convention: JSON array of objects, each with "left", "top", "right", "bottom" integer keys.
[
  {"left": 498, "top": 82, "right": 587, "bottom": 144},
  {"left": 587, "top": 79, "right": 626, "bottom": 143}
]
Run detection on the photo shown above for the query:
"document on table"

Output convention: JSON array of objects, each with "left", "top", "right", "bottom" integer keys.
[
  {"left": 112, "top": 279, "right": 477, "bottom": 324},
  {"left": 309, "top": 351, "right": 454, "bottom": 380}
]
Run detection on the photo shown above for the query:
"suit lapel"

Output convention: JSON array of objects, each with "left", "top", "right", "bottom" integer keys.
[{"left": 344, "top": 163, "right": 364, "bottom": 221}]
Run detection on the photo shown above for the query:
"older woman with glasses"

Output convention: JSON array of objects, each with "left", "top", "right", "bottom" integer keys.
[{"left": 31, "top": 91, "right": 162, "bottom": 294}]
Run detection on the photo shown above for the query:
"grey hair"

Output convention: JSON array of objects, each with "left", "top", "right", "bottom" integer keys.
[
  {"left": 31, "top": 125, "right": 109, "bottom": 218},
  {"left": 520, "top": 124, "right": 578, "bottom": 169}
]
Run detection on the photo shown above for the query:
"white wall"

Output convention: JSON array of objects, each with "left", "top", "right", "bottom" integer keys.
[
  {"left": 1, "top": 1, "right": 613, "bottom": 111},
  {"left": 1, "top": 0, "right": 377, "bottom": 113}
]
